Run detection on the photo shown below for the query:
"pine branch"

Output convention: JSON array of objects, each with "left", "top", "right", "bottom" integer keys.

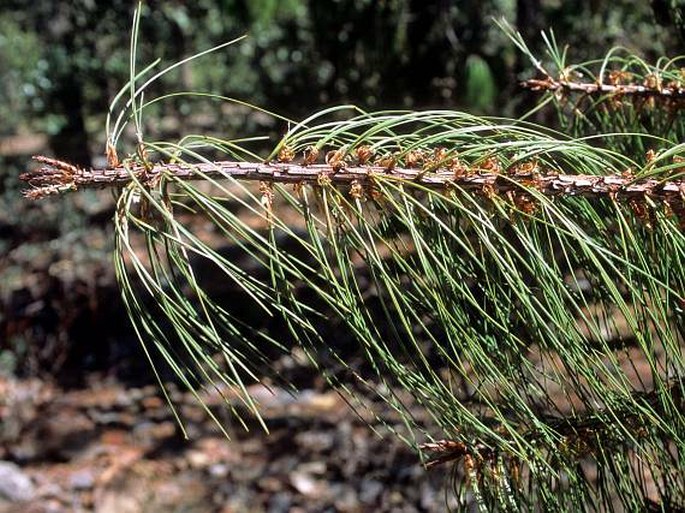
[
  {"left": 522, "top": 77, "right": 685, "bottom": 101},
  {"left": 23, "top": 10, "right": 683, "bottom": 509},
  {"left": 20, "top": 155, "right": 685, "bottom": 207},
  {"left": 421, "top": 377, "right": 685, "bottom": 469}
]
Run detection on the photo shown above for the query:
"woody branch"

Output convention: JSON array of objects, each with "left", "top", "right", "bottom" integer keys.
[
  {"left": 521, "top": 77, "right": 685, "bottom": 100},
  {"left": 20, "top": 155, "right": 685, "bottom": 206}
]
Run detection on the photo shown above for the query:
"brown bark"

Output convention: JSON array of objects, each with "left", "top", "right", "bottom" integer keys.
[
  {"left": 20, "top": 156, "right": 685, "bottom": 206},
  {"left": 522, "top": 77, "right": 685, "bottom": 101}
]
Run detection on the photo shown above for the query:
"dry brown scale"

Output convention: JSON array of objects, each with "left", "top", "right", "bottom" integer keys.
[
  {"left": 521, "top": 76, "right": 685, "bottom": 101},
  {"left": 20, "top": 155, "right": 685, "bottom": 214}
]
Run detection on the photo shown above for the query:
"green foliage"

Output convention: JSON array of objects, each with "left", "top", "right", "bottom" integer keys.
[
  {"left": 653, "top": 0, "right": 685, "bottom": 42},
  {"left": 465, "top": 55, "right": 497, "bottom": 113},
  {"left": 8, "top": 1, "right": 685, "bottom": 511},
  {"left": 103, "top": 9, "right": 685, "bottom": 505},
  {"left": 507, "top": 18, "right": 685, "bottom": 158},
  {"left": 0, "top": 16, "right": 49, "bottom": 135},
  {"left": 116, "top": 112, "right": 685, "bottom": 510},
  {"left": 1, "top": 0, "right": 681, "bottom": 147}
]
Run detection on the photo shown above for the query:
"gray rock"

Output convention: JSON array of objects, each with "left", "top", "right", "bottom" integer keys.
[
  {"left": 69, "top": 469, "right": 95, "bottom": 490},
  {"left": 360, "top": 478, "right": 383, "bottom": 504},
  {"left": 0, "top": 461, "right": 35, "bottom": 502}
]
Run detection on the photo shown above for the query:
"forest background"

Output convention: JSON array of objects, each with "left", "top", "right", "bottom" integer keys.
[
  {"left": 3, "top": 0, "right": 684, "bottom": 382},
  {"left": 0, "top": 1, "right": 683, "bottom": 512}
]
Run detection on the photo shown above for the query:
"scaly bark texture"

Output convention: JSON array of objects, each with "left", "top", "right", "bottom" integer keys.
[
  {"left": 20, "top": 156, "right": 685, "bottom": 207},
  {"left": 521, "top": 77, "right": 685, "bottom": 101}
]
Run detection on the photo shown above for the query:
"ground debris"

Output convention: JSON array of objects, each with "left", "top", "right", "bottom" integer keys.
[{"left": 0, "top": 372, "right": 449, "bottom": 513}]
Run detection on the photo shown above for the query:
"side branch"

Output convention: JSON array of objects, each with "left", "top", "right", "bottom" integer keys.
[
  {"left": 20, "top": 156, "right": 685, "bottom": 206},
  {"left": 420, "top": 378, "right": 685, "bottom": 469},
  {"left": 521, "top": 77, "right": 685, "bottom": 101}
]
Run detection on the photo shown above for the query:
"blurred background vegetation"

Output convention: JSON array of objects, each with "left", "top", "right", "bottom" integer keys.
[{"left": 0, "top": 0, "right": 683, "bottom": 385}]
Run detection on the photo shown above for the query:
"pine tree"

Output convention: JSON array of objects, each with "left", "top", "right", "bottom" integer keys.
[{"left": 21, "top": 9, "right": 685, "bottom": 512}]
